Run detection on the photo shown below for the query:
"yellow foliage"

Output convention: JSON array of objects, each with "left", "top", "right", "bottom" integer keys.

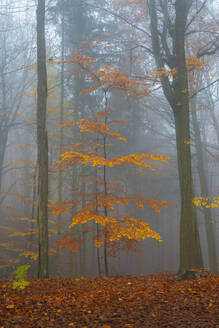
[
  {"left": 19, "top": 217, "right": 36, "bottom": 223},
  {"left": 9, "top": 231, "right": 36, "bottom": 237},
  {"left": 94, "top": 240, "right": 103, "bottom": 248},
  {"left": 57, "top": 118, "right": 127, "bottom": 143},
  {"left": 193, "top": 196, "right": 219, "bottom": 208},
  {"left": 19, "top": 251, "right": 38, "bottom": 260},
  {"left": 57, "top": 152, "right": 169, "bottom": 170},
  {"left": 69, "top": 209, "right": 162, "bottom": 243}
]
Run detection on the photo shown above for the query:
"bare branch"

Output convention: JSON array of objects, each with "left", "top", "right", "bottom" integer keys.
[
  {"left": 190, "top": 78, "right": 219, "bottom": 98},
  {"left": 185, "top": 0, "right": 208, "bottom": 31},
  {"left": 197, "top": 37, "right": 219, "bottom": 57},
  {"left": 82, "top": 1, "right": 150, "bottom": 37}
]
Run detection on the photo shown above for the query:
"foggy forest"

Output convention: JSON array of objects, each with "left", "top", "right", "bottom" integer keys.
[{"left": 0, "top": 0, "right": 219, "bottom": 327}]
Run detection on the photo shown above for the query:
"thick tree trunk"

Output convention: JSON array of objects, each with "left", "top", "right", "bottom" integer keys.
[
  {"left": 173, "top": 106, "right": 203, "bottom": 272},
  {"left": 174, "top": 0, "right": 203, "bottom": 272},
  {"left": 148, "top": 0, "right": 203, "bottom": 272},
  {"left": 36, "top": 0, "right": 49, "bottom": 278}
]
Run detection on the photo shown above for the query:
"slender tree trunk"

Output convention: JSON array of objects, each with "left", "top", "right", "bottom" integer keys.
[
  {"left": 29, "top": 165, "right": 37, "bottom": 278},
  {"left": 56, "top": 5, "right": 65, "bottom": 277},
  {"left": 81, "top": 166, "right": 87, "bottom": 276},
  {"left": 103, "top": 92, "right": 109, "bottom": 276},
  {"left": 0, "top": 63, "right": 9, "bottom": 200},
  {"left": 70, "top": 162, "right": 78, "bottom": 277},
  {"left": 191, "top": 98, "right": 218, "bottom": 273},
  {"left": 36, "top": 0, "right": 49, "bottom": 278},
  {"left": 70, "top": 82, "right": 80, "bottom": 276},
  {"left": 95, "top": 166, "right": 101, "bottom": 277}
]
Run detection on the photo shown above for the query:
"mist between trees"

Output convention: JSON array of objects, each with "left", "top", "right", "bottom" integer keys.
[{"left": 0, "top": 0, "right": 219, "bottom": 279}]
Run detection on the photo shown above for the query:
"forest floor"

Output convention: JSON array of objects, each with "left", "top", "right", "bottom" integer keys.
[{"left": 0, "top": 271, "right": 218, "bottom": 328}]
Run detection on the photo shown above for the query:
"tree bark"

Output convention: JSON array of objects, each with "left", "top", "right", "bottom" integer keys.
[
  {"left": 36, "top": 0, "right": 49, "bottom": 278},
  {"left": 56, "top": 4, "right": 65, "bottom": 278},
  {"left": 191, "top": 97, "right": 218, "bottom": 273},
  {"left": 148, "top": 0, "right": 203, "bottom": 272}
]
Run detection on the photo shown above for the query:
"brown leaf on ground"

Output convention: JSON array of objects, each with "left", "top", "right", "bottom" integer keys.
[{"left": 0, "top": 272, "right": 218, "bottom": 327}]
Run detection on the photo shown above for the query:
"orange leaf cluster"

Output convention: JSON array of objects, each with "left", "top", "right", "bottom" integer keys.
[
  {"left": 134, "top": 196, "right": 174, "bottom": 212},
  {"left": 57, "top": 119, "right": 127, "bottom": 142},
  {"left": 70, "top": 208, "right": 162, "bottom": 242},
  {"left": 95, "top": 195, "right": 129, "bottom": 211},
  {"left": 56, "top": 236, "right": 79, "bottom": 253},
  {"left": 81, "top": 67, "right": 150, "bottom": 97},
  {"left": 152, "top": 67, "right": 177, "bottom": 78},
  {"left": 55, "top": 51, "right": 95, "bottom": 67},
  {"left": 57, "top": 152, "right": 169, "bottom": 170},
  {"left": 50, "top": 200, "right": 79, "bottom": 215},
  {"left": 186, "top": 55, "right": 207, "bottom": 72},
  {"left": 80, "top": 119, "right": 127, "bottom": 143},
  {"left": 85, "top": 194, "right": 173, "bottom": 213},
  {"left": 56, "top": 53, "right": 151, "bottom": 97}
]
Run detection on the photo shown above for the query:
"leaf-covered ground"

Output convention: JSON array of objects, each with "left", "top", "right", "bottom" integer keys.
[{"left": 0, "top": 273, "right": 218, "bottom": 328}]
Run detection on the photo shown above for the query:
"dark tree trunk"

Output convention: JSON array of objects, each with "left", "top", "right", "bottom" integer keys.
[
  {"left": 36, "top": 0, "right": 49, "bottom": 278},
  {"left": 173, "top": 106, "right": 203, "bottom": 271},
  {"left": 148, "top": 0, "right": 203, "bottom": 272}
]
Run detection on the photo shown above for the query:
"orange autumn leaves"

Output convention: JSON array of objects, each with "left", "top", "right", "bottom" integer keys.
[
  {"left": 70, "top": 209, "right": 162, "bottom": 243},
  {"left": 68, "top": 194, "right": 173, "bottom": 244},
  {"left": 80, "top": 67, "right": 150, "bottom": 97},
  {"left": 52, "top": 51, "right": 173, "bottom": 251},
  {"left": 1, "top": 274, "right": 218, "bottom": 327},
  {"left": 54, "top": 52, "right": 150, "bottom": 97},
  {"left": 54, "top": 116, "right": 171, "bottom": 246},
  {"left": 56, "top": 117, "right": 169, "bottom": 169},
  {"left": 58, "top": 117, "right": 127, "bottom": 143},
  {"left": 57, "top": 151, "right": 169, "bottom": 170}
]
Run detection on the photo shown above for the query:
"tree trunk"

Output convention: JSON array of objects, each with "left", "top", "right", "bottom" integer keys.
[
  {"left": 56, "top": 4, "right": 65, "bottom": 278},
  {"left": 173, "top": 106, "right": 203, "bottom": 272},
  {"left": 191, "top": 98, "right": 218, "bottom": 273},
  {"left": 36, "top": 0, "right": 49, "bottom": 278},
  {"left": 173, "top": 0, "right": 203, "bottom": 272},
  {"left": 148, "top": 0, "right": 203, "bottom": 272},
  {"left": 81, "top": 165, "right": 87, "bottom": 276}
]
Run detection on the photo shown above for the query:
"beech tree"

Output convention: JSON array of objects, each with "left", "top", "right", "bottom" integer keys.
[
  {"left": 147, "top": 0, "right": 219, "bottom": 272},
  {"left": 53, "top": 54, "right": 174, "bottom": 276},
  {"left": 146, "top": 0, "right": 203, "bottom": 272},
  {"left": 36, "top": 0, "right": 49, "bottom": 278},
  {"left": 105, "top": 0, "right": 219, "bottom": 272}
]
